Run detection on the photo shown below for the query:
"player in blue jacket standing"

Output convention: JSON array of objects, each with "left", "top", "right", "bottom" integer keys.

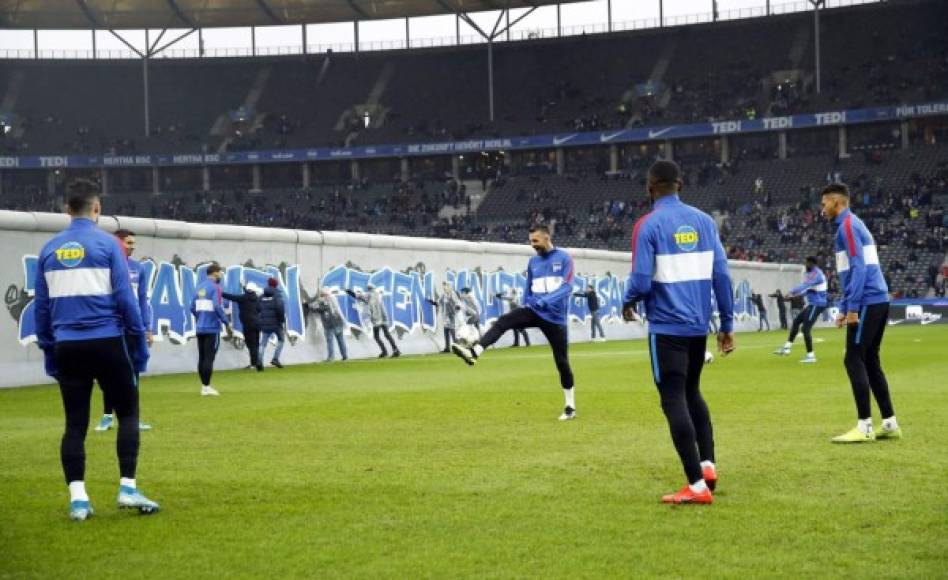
[
  {"left": 623, "top": 160, "right": 735, "bottom": 505},
  {"left": 774, "top": 256, "right": 829, "bottom": 363},
  {"left": 33, "top": 179, "right": 158, "bottom": 521},
  {"left": 820, "top": 183, "right": 901, "bottom": 443},
  {"left": 452, "top": 225, "right": 578, "bottom": 421},
  {"left": 190, "top": 263, "right": 231, "bottom": 396},
  {"left": 95, "top": 229, "right": 154, "bottom": 432}
]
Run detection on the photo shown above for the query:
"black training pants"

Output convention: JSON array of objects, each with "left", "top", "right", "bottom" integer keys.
[
  {"left": 777, "top": 305, "right": 788, "bottom": 330},
  {"left": 373, "top": 325, "right": 398, "bottom": 355},
  {"left": 845, "top": 302, "right": 895, "bottom": 420},
  {"left": 101, "top": 334, "right": 144, "bottom": 415},
  {"left": 244, "top": 325, "right": 261, "bottom": 367},
  {"left": 56, "top": 336, "right": 140, "bottom": 483},
  {"left": 197, "top": 333, "right": 220, "bottom": 386},
  {"left": 758, "top": 310, "right": 770, "bottom": 331},
  {"left": 648, "top": 334, "right": 714, "bottom": 485},
  {"left": 788, "top": 305, "right": 826, "bottom": 353},
  {"left": 481, "top": 307, "right": 573, "bottom": 389}
]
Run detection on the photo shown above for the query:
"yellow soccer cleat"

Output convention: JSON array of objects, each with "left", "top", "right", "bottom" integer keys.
[
  {"left": 876, "top": 427, "right": 903, "bottom": 440},
  {"left": 831, "top": 427, "right": 876, "bottom": 443}
]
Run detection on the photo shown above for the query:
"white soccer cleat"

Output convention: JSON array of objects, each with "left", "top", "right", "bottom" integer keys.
[
  {"left": 800, "top": 354, "right": 817, "bottom": 364},
  {"left": 201, "top": 386, "right": 220, "bottom": 396},
  {"left": 558, "top": 406, "right": 576, "bottom": 421},
  {"left": 773, "top": 347, "right": 790, "bottom": 356},
  {"left": 117, "top": 486, "right": 160, "bottom": 515}
]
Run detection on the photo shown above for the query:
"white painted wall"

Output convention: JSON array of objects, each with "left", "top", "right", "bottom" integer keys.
[{"left": 0, "top": 210, "right": 804, "bottom": 388}]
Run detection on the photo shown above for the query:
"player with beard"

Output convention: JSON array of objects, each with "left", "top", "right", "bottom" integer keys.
[{"left": 451, "top": 225, "right": 578, "bottom": 421}]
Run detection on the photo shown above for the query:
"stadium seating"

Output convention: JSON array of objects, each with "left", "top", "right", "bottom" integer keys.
[
  {"left": 0, "top": 0, "right": 945, "bottom": 300},
  {"left": 0, "top": 0, "right": 944, "bottom": 155},
  {"left": 2, "top": 144, "right": 944, "bottom": 298}
]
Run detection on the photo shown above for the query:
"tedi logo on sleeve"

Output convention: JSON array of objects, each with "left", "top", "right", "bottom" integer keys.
[
  {"left": 55, "top": 242, "right": 85, "bottom": 268},
  {"left": 673, "top": 226, "right": 699, "bottom": 252}
]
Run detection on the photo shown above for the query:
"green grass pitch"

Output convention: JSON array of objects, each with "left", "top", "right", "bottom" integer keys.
[{"left": 1, "top": 325, "right": 946, "bottom": 579}]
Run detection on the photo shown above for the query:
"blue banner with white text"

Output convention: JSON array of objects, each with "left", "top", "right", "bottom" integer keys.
[{"left": 0, "top": 101, "right": 945, "bottom": 171}]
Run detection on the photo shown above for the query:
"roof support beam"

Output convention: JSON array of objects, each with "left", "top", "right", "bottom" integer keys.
[
  {"left": 108, "top": 30, "right": 145, "bottom": 58},
  {"left": 346, "top": 0, "right": 369, "bottom": 20},
  {"left": 496, "top": 5, "right": 535, "bottom": 38},
  {"left": 488, "top": 3, "right": 508, "bottom": 39},
  {"left": 165, "top": 0, "right": 195, "bottom": 28},
  {"left": 152, "top": 28, "right": 197, "bottom": 56},
  {"left": 255, "top": 0, "right": 283, "bottom": 24},
  {"left": 148, "top": 29, "right": 167, "bottom": 55},
  {"left": 435, "top": 0, "right": 489, "bottom": 39},
  {"left": 73, "top": 0, "right": 102, "bottom": 28}
]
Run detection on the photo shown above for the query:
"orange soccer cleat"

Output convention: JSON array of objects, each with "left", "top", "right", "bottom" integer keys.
[
  {"left": 661, "top": 485, "right": 714, "bottom": 505},
  {"left": 702, "top": 466, "right": 718, "bottom": 491}
]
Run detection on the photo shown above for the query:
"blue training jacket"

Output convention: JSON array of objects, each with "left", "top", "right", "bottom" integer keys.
[
  {"left": 128, "top": 257, "right": 153, "bottom": 332},
  {"left": 34, "top": 218, "right": 148, "bottom": 376},
  {"left": 834, "top": 208, "right": 889, "bottom": 313},
  {"left": 623, "top": 194, "right": 734, "bottom": 336},
  {"left": 190, "top": 278, "right": 229, "bottom": 334},
  {"left": 524, "top": 247, "right": 575, "bottom": 326},
  {"left": 790, "top": 266, "right": 829, "bottom": 307},
  {"left": 127, "top": 256, "right": 153, "bottom": 373}
]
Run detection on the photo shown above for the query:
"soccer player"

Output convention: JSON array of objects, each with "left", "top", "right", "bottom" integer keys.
[
  {"left": 451, "top": 225, "right": 578, "bottom": 421},
  {"left": 190, "top": 263, "right": 231, "bottom": 396},
  {"left": 773, "top": 256, "right": 828, "bottom": 362},
  {"left": 820, "top": 183, "right": 901, "bottom": 443},
  {"left": 95, "top": 229, "right": 153, "bottom": 432},
  {"left": 34, "top": 179, "right": 158, "bottom": 520},
  {"left": 622, "top": 160, "right": 735, "bottom": 505}
]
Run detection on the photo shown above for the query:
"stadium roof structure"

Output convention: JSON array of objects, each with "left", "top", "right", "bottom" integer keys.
[{"left": 0, "top": 0, "right": 575, "bottom": 30}]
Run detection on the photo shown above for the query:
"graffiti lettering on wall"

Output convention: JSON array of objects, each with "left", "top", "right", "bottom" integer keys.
[
  {"left": 6, "top": 254, "right": 766, "bottom": 346},
  {"left": 317, "top": 262, "right": 632, "bottom": 332}
]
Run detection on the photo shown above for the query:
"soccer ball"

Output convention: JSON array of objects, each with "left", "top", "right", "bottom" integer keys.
[
  {"left": 704, "top": 351, "right": 715, "bottom": 364},
  {"left": 455, "top": 325, "right": 480, "bottom": 347}
]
